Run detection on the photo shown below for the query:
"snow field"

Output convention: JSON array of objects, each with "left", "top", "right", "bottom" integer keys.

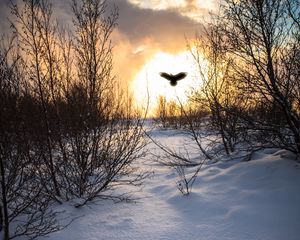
[{"left": 44, "top": 128, "right": 300, "bottom": 240}]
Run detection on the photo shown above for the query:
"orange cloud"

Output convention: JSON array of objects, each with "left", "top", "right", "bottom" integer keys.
[
  {"left": 111, "top": 0, "right": 206, "bottom": 86},
  {"left": 0, "top": 0, "right": 212, "bottom": 92}
]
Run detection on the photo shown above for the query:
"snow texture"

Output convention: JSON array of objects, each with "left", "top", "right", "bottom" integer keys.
[{"left": 40, "top": 128, "right": 300, "bottom": 240}]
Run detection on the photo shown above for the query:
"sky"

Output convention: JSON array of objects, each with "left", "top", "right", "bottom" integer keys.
[
  {"left": 0, "top": 0, "right": 217, "bottom": 113},
  {"left": 110, "top": 0, "right": 217, "bottom": 111}
]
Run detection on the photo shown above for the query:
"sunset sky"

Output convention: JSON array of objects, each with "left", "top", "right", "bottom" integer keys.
[
  {"left": 111, "top": 0, "right": 216, "bottom": 111},
  {"left": 0, "top": 0, "right": 217, "bottom": 113}
]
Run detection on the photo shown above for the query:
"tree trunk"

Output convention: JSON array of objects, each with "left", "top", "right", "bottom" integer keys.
[{"left": 0, "top": 156, "right": 9, "bottom": 240}]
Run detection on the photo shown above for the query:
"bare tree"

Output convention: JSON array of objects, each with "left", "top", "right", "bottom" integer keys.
[
  {"left": 154, "top": 95, "right": 184, "bottom": 128},
  {"left": 11, "top": 0, "right": 61, "bottom": 198},
  {"left": 188, "top": 20, "right": 250, "bottom": 155},
  {"left": 0, "top": 0, "right": 148, "bottom": 238},
  {"left": 55, "top": 0, "right": 148, "bottom": 206},
  {"left": 220, "top": 0, "right": 300, "bottom": 153},
  {"left": 155, "top": 95, "right": 168, "bottom": 128},
  {"left": 0, "top": 35, "right": 61, "bottom": 240}
]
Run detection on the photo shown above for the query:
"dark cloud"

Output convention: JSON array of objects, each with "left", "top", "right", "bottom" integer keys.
[
  {"left": 0, "top": 0, "right": 203, "bottom": 51},
  {"left": 0, "top": 0, "right": 73, "bottom": 34},
  {"left": 0, "top": 0, "right": 205, "bottom": 83},
  {"left": 110, "top": 0, "right": 203, "bottom": 52}
]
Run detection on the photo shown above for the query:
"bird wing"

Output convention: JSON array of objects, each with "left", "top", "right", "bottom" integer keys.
[
  {"left": 159, "top": 72, "right": 173, "bottom": 81},
  {"left": 160, "top": 72, "right": 187, "bottom": 81},
  {"left": 173, "top": 72, "right": 187, "bottom": 81}
]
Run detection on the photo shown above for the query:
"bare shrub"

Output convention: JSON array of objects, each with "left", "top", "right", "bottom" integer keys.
[
  {"left": 0, "top": 36, "right": 61, "bottom": 240},
  {"left": 1, "top": 0, "right": 148, "bottom": 239},
  {"left": 154, "top": 95, "right": 184, "bottom": 129},
  {"left": 220, "top": 0, "right": 300, "bottom": 153},
  {"left": 52, "top": 0, "right": 148, "bottom": 206},
  {"left": 188, "top": 22, "right": 250, "bottom": 155}
]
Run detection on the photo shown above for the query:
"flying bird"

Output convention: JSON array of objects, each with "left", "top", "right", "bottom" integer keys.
[{"left": 160, "top": 72, "right": 187, "bottom": 86}]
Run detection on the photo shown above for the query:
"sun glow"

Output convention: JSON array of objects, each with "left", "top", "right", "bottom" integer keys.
[{"left": 131, "top": 50, "right": 203, "bottom": 116}]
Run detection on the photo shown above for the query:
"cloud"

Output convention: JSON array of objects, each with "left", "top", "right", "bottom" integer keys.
[
  {"left": 0, "top": 0, "right": 73, "bottom": 35},
  {"left": 111, "top": 0, "right": 202, "bottom": 53},
  {"left": 0, "top": 0, "right": 207, "bottom": 86},
  {"left": 126, "top": 0, "right": 217, "bottom": 22},
  {"left": 109, "top": 0, "right": 205, "bottom": 85}
]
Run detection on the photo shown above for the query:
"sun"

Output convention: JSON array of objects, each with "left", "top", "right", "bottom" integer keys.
[{"left": 131, "top": 50, "right": 203, "bottom": 116}]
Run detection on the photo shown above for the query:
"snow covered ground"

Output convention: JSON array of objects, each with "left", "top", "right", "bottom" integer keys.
[{"left": 45, "top": 127, "right": 300, "bottom": 240}]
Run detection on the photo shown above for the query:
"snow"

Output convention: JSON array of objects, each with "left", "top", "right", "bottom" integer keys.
[{"left": 44, "top": 127, "right": 300, "bottom": 240}]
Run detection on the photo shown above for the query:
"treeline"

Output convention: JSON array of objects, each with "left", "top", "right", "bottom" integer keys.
[
  {"left": 157, "top": 0, "right": 300, "bottom": 155},
  {"left": 0, "top": 0, "right": 146, "bottom": 239}
]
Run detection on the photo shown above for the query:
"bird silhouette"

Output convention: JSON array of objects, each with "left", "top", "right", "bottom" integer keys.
[{"left": 160, "top": 72, "right": 187, "bottom": 86}]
